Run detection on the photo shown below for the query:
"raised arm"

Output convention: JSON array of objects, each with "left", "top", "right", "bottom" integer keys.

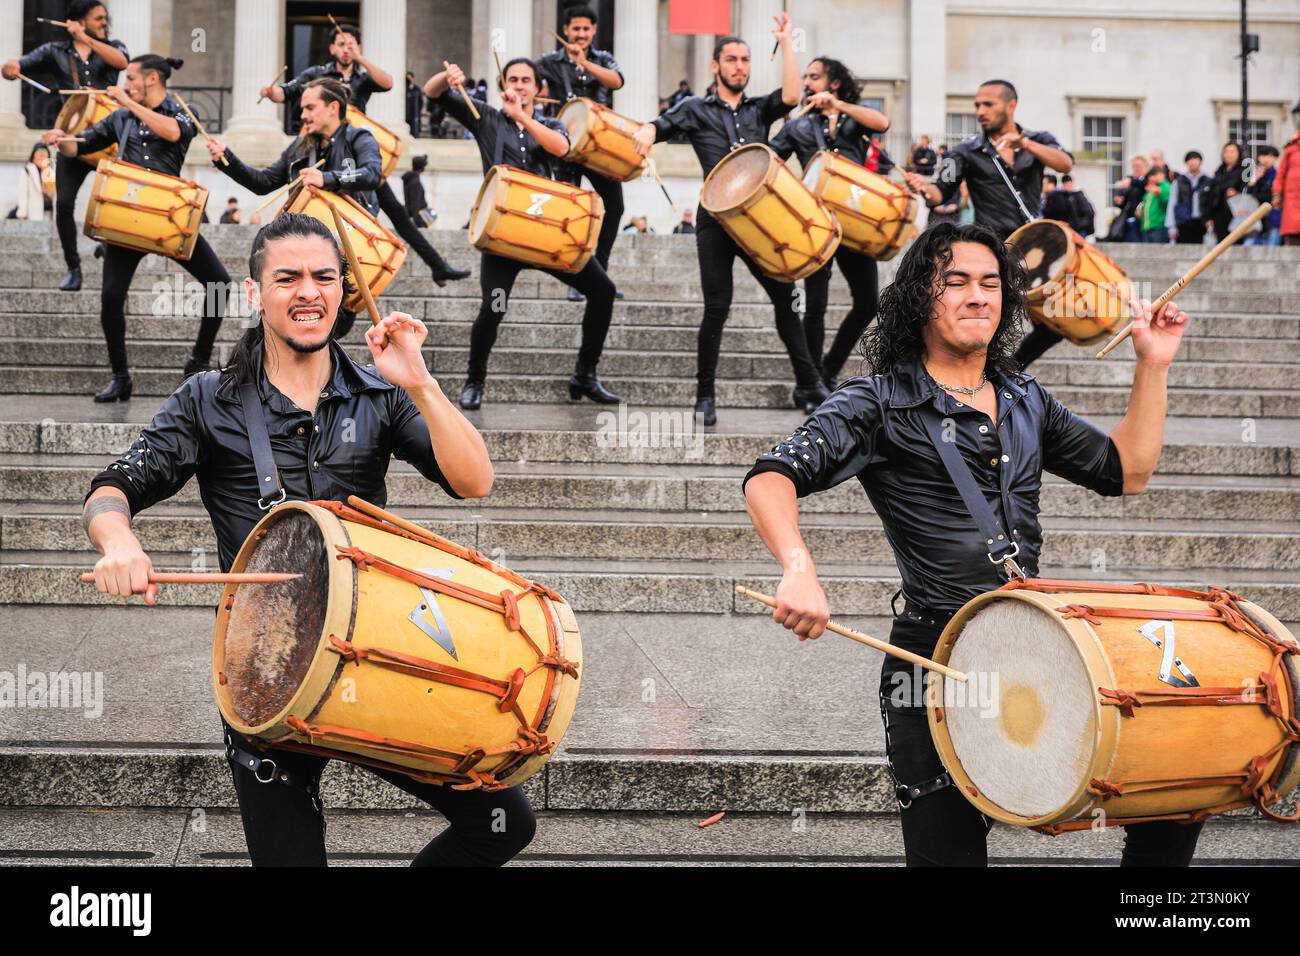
[{"left": 774, "top": 12, "right": 800, "bottom": 106}]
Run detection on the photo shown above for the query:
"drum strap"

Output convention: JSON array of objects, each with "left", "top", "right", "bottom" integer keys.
[
  {"left": 238, "top": 377, "right": 286, "bottom": 510},
  {"left": 224, "top": 731, "right": 326, "bottom": 823},
  {"left": 812, "top": 118, "right": 827, "bottom": 152},
  {"left": 919, "top": 405, "right": 1026, "bottom": 580},
  {"left": 979, "top": 137, "right": 1036, "bottom": 225},
  {"left": 720, "top": 105, "right": 741, "bottom": 151}
]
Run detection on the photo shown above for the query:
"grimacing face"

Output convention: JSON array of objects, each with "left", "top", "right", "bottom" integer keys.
[
  {"left": 802, "top": 60, "right": 833, "bottom": 98},
  {"left": 299, "top": 86, "right": 340, "bottom": 135},
  {"left": 925, "top": 242, "right": 1003, "bottom": 358},
  {"left": 246, "top": 235, "right": 344, "bottom": 355},
  {"left": 81, "top": 4, "right": 109, "bottom": 39},
  {"left": 121, "top": 62, "right": 153, "bottom": 102}
]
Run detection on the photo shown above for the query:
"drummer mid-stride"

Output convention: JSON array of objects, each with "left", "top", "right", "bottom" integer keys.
[
  {"left": 80, "top": 214, "right": 534, "bottom": 866},
  {"left": 632, "top": 12, "right": 826, "bottom": 427},
  {"left": 904, "top": 79, "right": 1073, "bottom": 370},
  {"left": 741, "top": 222, "right": 1196, "bottom": 867}
]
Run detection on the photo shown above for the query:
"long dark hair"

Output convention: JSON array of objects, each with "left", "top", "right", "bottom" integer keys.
[
  {"left": 861, "top": 222, "right": 1028, "bottom": 379},
  {"left": 222, "top": 214, "right": 356, "bottom": 384},
  {"left": 811, "top": 56, "right": 860, "bottom": 104}
]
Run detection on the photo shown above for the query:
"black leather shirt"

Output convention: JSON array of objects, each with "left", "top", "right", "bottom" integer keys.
[
  {"left": 652, "top": 89, "right": 792, "bottom": 175},
  {"left": 78, "top": 95, "right": 196, "bottom": 177},
  {"left": 218, "top": 122, "right": 384, "bottom": 214},
  {"left": 438, "top": 91, "right": 569, "bottom": 177},
  {"left": 770, "top": 108, "right": 875, "bottom": 167},
  {"left": 742, "top": 356, "right": 1125, "bottom": 611},
  {"left": 19, "top": 36, "right": 129, "bottom": 90},
  {"left": 281, "top": 61, "right": 386, "bottom": 112},
  {"left": 84, "top": 338, "right": 462, "bottom": 573},
  {"left": 933, "top": 125, "right": 1069, "bottom": 239},
  {"left": 535, "top": 48, "right": 623, "bottom": 111}
]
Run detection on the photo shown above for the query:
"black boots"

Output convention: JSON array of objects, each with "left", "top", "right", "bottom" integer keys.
[
  {"left": 694, "top": 396, "right": 717, "bottom": 426},
  {"left": 59, "top": 267, "right": 82, "bottom": 292},
  {"left": 568, "top": 363, "right": 620, "bottom": 403},
  {"left": 94, "top": 373, "right": 133, "bottom": 403},
  {"left": 431, "top": 263, "right": 471, "bottom": 287},
  {"left": 459, "top": 379, "right": 484, "bottom": 410},
  {"left": 182, "top": 352, "right": 215, "bottom": 381},
  {"left": 792, "top": 381, "right": 830, "bottom": 414}
]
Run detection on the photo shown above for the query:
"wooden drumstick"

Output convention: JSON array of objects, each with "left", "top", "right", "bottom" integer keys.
[
  {"left": 251, "top": 158, "right": 325, "bottom": 216},
  {"left": 80, "top": 571, "right": 301, "bottom": 585},
  {"left": 645, "top": 156, "right": 674, "bottom": 210},
  {"left": 172, "top": 91, "right": 228, "bottom": 166},
  {"left": 327, "top": 200, "right": 382, "bottom": 327},
  {"left": 15, "top": 72, "right": 52, "bottom": 94},
  {"left": 789, "top": 99, "right": 815, "bottom": 121},
  {"left": 492, "top": 51, "right": 557, "bottom": 104},
  {"left": 770, "top": 0, "right": 791, "bottom": 60},
  {"left": 443, "top": 60, "right": 480, "bottom": 120},
  {"left": 328, "top": 13, "right": 343, "bottom": 33},
  {"left": 256, "top": 65, "right": 287, "bottom": 104},
  {"left": 35, "top": 16, "right": 69, "bottom": 27},
  {"left": 1095, "top": 201, "right": 1273, "bottom": 358},
  {"left": 735, "top": 585, "right": 970, "bottom": 682}
]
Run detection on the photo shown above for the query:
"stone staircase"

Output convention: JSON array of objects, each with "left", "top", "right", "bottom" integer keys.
[{"left": 1, "top": 220, "right": 1298, "bottom": 865}]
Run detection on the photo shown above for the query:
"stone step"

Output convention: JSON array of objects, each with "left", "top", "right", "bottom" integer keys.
[
  {"left": 5, "top": 506, "right": 1298, "bottom": 570},
  {"left": 6, "top": 458, "right": 1296, "bottom": 521},
  {"left": 4, "top": 365, "right": 1297, "bottom": 416},
  {"left": 1, "top": 807, "right": 1292, "bottom": 866},
  {"left": 5, "top": 338, "right": 1299, "bottom": 391},
  {"left": 8, "top": 555, "right": 1300, "bottom": 617},
  {"left": 2, "top": 402, "right": 1294, "bottom": 472}
]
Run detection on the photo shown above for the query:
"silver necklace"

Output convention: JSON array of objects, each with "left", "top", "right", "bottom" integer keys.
[{"left": 927, "top": 368, "right": 987, "bottom": 396}]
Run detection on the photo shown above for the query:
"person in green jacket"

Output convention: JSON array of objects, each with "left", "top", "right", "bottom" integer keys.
[{"left": 1141, "top": 166, "right": 1171, "bottom": 242}]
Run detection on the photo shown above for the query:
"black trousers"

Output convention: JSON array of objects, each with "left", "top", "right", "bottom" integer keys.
[
  {"left": 468, "top": 250, "right": 614, "bottom": 382},
  {"left": 376, "top": 180, "right": 454, "bottom": 274},
  {"left": 879, "top": 613, "right": 1205, "bottom": 867},
  {"left": 802, "top": 246, "right": 880, "bottom": 381},
  {"left": 224, "top": 724, "right": 536, "bottom": 866},
  {"left": 559, "top": 163, "right": 624, "bottom": 272},
  {"left": 1176, "top": 220, "right": 1207, "bottom": 244},
  {"left": 55, "top": 153, "right": 96, "bottom": 271},
  {"left": 1014, "top": 323, "right": 1064, "bottom": 369},
  {"left": 695, "top": 212, "right": 821, "bottom": 398},
  {"left": 100, "top": 235, "right": 230, "bottom": 374}
]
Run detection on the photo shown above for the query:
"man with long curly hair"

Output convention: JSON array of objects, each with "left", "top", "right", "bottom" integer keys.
[{"left": 741, "top": 223, "right": 1197, "bottom": 866}]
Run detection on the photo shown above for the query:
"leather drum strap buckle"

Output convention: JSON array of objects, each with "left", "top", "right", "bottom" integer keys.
[{"left": 988, "top": 540, "right": 1027, "bottom": 581}]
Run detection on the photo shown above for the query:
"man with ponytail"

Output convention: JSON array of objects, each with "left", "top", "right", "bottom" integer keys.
[
  {"left": 80, "top": 215, "right": 532, "bottom": 866},
  {"left": 42, "top": 53, "right": 231, "bottom": 402},
  {"left": 3, "top": 0, "right": 129, "bottom": 292}
]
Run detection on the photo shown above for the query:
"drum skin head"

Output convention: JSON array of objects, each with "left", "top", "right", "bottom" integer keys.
[
  {"left": 701, "top": 144, "right": 773, "bottom": 213},
  {"left": 222, "top": 510, "right": 330, "bottom": 728},
  {"left": 1007, "top": 219, "right": 1073, "bottom": 290},
  {"left": 559, "top": 98, "right": 590, "bottom": 145},
  {"left": 469, "top": 166, "right": 501, "bottom": 244}
]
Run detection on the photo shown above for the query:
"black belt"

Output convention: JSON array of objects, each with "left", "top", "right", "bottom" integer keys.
[{"left": 890, "top": 589, "right": 957, "bottom": 628}]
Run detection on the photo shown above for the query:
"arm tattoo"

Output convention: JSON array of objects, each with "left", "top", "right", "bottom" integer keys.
[{"left": 82, "top": 494, "right": 132, "bottom": 535}]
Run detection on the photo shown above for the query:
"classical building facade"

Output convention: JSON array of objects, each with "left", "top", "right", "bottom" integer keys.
[{"left": 2, "top": 0, "right": 1297, "bottom": 233}]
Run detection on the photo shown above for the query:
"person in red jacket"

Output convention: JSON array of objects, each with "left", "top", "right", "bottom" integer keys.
[{"left": 1275, "top": 128, "right": 1300, "bottom": 246}]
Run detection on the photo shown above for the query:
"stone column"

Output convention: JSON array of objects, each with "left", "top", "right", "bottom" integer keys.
[
  {"left": 108, "top": 0, "right": 151, "bottom": 58},
  {"left": 222, "top": 0, "right": 285, "bottom": 159},
  {"left": 690, "top": 34, "right": 713, "bottom": 100},
  {"left": 737, "top": 0, "right": 783, "bottom": 97},
  {"left": 613, "top": 0, "right": 658, "bottom": 122},
  {"left": 361, "top": 0, "right": 408, "bottom": 136},
  {"left": 0, "top": 0, "right": 25, "bottom": 142},
  {"left": 485, "top": 0, "right": 531, "bottom": 108},
  {"left": 908, "top": 0, "right": 946, "bottom": 146}
]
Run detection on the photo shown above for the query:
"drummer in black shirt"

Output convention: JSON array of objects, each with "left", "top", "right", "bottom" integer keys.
[
  {"left": 423, "top": 58, "right": 620, "bottom": 411},
  {"left": 742, "top": 222, "right": 1201, "bottom": 867},
  {"left": 632, "top": 12, "right": 825, "bottom": 426},
  {"left": 3, "top": 0, "right": 129, "bottom": 292},
  {"left": 904, "top": 79, "right": 1073, "bottom": 370},
  {"left": 536, "top": 4, "right": 626, "bottom": 297},
  {"left": 770, "top": 56, "right": 890, "bottom": 397},
  {"left": 261, "top": 24, "right": 468, "bottom": 287},
  {"left": 41, "top": 54, "right": 230, "bottom": 403}
]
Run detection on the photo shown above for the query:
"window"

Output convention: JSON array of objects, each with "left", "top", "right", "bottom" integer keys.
[
  {"left": 1082, "top": 116, "right": 1126, "bottom": 191},
  {"left": 946, "top": 113, "right": 978, "bottom": 148},
  {"left": 861, "top": 97, "right": 885, "bottom": 113},
  {"left": 1228, "top": 118, "right": 1271, "bottom": 164}
]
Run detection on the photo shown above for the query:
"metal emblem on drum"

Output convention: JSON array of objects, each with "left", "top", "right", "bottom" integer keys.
[
  {"left": 122, "top": 181, "right": 144, "bottom": 204},
  {"left": 1137, "top": 620, "right": 1199, "bottom": 688},
  {"left": 406, "top": 567, "right": 458, "bottom": 659},
  {"left": 849, "top": 184, "right": 866, "bottom": 212},
  {"left": 527, "top": 193, "right": 552, "bottom": 216}
]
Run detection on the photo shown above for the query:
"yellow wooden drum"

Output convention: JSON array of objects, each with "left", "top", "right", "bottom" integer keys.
[
  {"left": 56, "top": 90, "right": 119, "bottom": 167},
  {"left": 801, "top": 149, "right": 916, "bottom": 261},
  {"left": 279, "top": 185, "right": 406, "bottom": 315},
  {"left": 1006, "top": 219, "right": 1133, "bottom": 346},
  {"left": 213, "top": 499, "right": 583, "bottom": 791},
  {"left": 700, "top": 143, "right": 841, "bottom": 282},
  {"left": 926, "top": 578, "right": 1300, "bottom": 833},
  {"left": 468, "top": 164, "right": 604, "bottom": 273},
  {"left": 346, "top": 106, "right": 401, "bottom": 180},
  {"left": 83, "top": 158, "right": 208, "bottom": 260},
  {"left": 557, "top": 97, "right": 646, "bottom": 182}
]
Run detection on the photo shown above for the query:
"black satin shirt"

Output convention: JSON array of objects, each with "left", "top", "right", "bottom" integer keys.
[
  {"left": 19, "top": 36, "right": 129, "bottom": 90},
  {"left": 742, "top": 356, "right": 1125, "bottom": 611},
  {"left": 281, "top": 61, "right": 386, "bottom": 112},
  {"left": 933, "top": 125, "right": 1069, "bottom": 239},
  {"left": 84, "top": 339, "right": 461, "bottom": 572},
  {"left": 770, "top": 108, "right": 875, "bottom": 167},
  {"left": 77, "top": 95, "right": 196, "bottom": 177},
  {"left": 536, "top": 47, "right": 623, "bottom": 110},
  {"left": 218, "top": 122, "right": 384, "bottom": 214}
]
